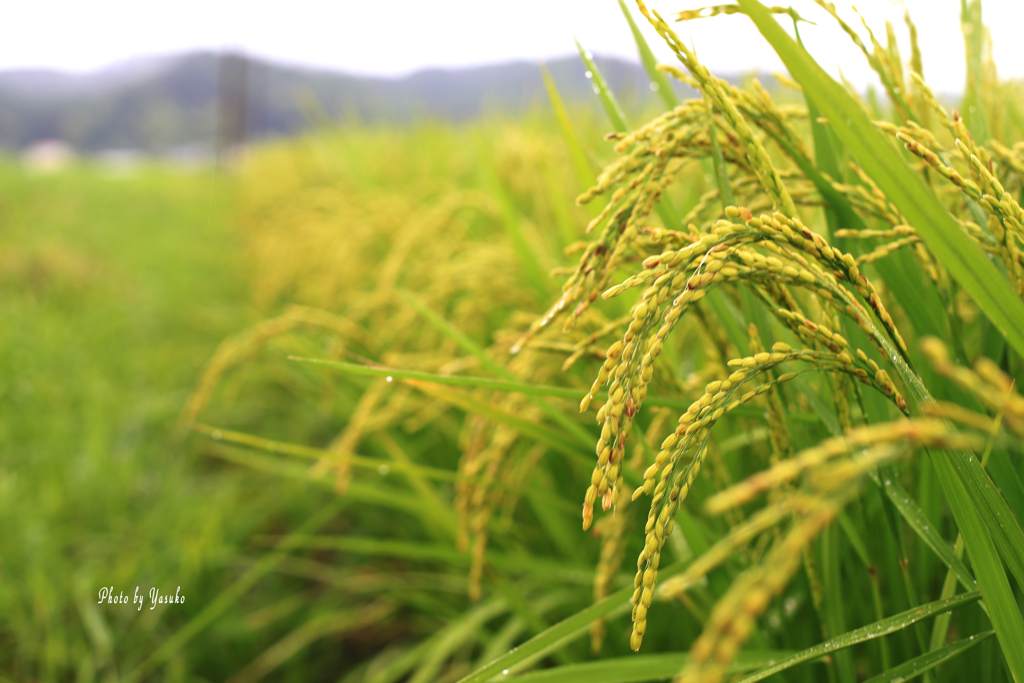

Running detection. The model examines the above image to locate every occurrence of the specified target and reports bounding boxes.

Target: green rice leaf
[575,38,629,133]
[289,355,802,420]
[505,651,792,682]
[193,422,458,481]
[539,62,596,188]
[870,472,976,591]
[397,290,596,449]
[410,598,510,683]
[618,0,680,109]
[455,562,688,683]
[733,591,981,683]
[861,630,993,683]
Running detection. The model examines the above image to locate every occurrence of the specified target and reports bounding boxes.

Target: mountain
[0,52,704,153]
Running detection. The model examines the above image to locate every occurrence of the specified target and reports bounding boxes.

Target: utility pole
[216,50,248,169]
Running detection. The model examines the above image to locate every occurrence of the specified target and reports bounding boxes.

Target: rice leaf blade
[455,562,688,683]
[506,651,792,683]
[397,290,596,449]
[618,0,680,109]
[861,630,993,683]
[732,591,982,683]
[575,38,629,133]
[539,62,596,188]
[870,471,976,591]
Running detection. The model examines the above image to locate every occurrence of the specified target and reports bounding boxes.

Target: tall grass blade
[475,139,549,303]
[265,536,590,580]
[291,354,796,419]
[228,605,392,683]
[410,598,509,683]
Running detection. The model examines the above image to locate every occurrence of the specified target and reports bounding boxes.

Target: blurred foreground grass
[0,163,339,681]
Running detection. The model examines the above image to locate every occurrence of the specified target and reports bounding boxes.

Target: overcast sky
[4,1,1023,93]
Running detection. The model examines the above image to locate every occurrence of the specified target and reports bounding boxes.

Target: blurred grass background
[0,109,675,681]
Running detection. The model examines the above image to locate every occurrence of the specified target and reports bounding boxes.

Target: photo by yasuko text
[98,586,184,610]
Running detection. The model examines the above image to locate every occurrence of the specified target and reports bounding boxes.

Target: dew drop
[502,670,510,675]
[211,430,222,440]
[378,464,390,475]
[386,376,393,382]
[585,70,593,79]
[650,81,660,91]
[593,85,601,95]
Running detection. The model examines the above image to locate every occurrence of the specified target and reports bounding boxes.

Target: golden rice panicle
[904,10,930,126]
[813,1,911,120]
[747,324,792,464]
[922,337,1024,438]
[706,418,972,516]
[456,340,563,599]
[178,305,365,435]
[678,502,840,683]
[899,127,1024,295]
[636,1,796,216]
[628,353,811,652]
[315,378,389,493]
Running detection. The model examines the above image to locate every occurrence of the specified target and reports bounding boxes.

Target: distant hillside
[0,52,707,153]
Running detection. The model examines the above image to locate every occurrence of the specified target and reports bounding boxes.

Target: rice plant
[182,1,1024,681]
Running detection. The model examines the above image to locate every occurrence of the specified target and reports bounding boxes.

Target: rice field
[6,1,1024,682]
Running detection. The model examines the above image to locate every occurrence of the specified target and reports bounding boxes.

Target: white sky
[3,1,1024,93]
